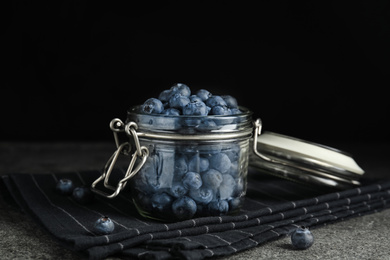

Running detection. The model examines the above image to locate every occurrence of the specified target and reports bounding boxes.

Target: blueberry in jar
[182,171,202,190]
[202,169,223,189]
[158,89,173,102]
[172,196,197,220]
[183,101,208,116]
[208,200,229,216]
[209,153,232,174]
[162,108,181,116]
[188,154,210,173]
[141,98,164,114]
[189,95,203,103]
[174,154,188,178]
[219,174,236,200]
[169,94,190,110]
[170,83,191,97]
[151,192,173,212]
[189,187,214,204]
[210,105,232,116]
[196,89,212,102]
[221,95,238,108]
[170,182,188,198]
[205,95,227,108]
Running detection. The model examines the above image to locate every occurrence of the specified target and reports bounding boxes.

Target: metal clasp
[91,119,149,198]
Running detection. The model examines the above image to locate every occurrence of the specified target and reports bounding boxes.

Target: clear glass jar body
[126,106,253,221]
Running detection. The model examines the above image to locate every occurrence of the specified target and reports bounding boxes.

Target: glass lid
[250,120,365,190]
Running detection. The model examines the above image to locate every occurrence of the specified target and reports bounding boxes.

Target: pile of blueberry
[130,83,248,221]
[139,83,242,116]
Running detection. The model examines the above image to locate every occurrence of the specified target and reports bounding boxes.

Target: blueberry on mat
[72,186,94,204]
[94,216,115,235]
[56,178,74,196]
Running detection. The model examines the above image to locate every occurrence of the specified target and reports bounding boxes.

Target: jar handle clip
[91,119,149,198]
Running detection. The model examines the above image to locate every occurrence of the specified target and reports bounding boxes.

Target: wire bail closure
[91,119,149,198]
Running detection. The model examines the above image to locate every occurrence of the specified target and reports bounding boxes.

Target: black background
[3,1,390,143]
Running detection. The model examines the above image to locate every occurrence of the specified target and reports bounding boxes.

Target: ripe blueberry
[170,83,191,97]
[209,153,231,174]
[182,171,202,190]
[210,105,232,116]
[196,89,212,101]
[205,95,227,108]
[221,95,238,108]
[141,98,164,114]
[208,200,229,216]
[291,226,314,250]
[56,178,74,195]
[183,101,208,116]
[72,186,94,204]
[151,192,173,212]
[172,196,197,220]
[94,216,115,235]
[169,94,190,110]
[162,108,181,116]
[202,169,223,189]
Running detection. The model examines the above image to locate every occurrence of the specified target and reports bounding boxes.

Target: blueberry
[183,101,208,116]
[196,89,212,102]
[141,98,164,114]
[174,154,188,178]
[189,187,214,204]
[151,192,173,212]
[291,226,314,250]
[94,216,115,235]
[170,182,188,198]
[189,95,203,103]
[210,105,232,116]
[221,95,238,108]
[170,83,191,97]
[134,156,160,193]
[196,119,218,131]
[169,94,190,110]
[230,108,242,115]
[208,200,229,216]
[218,174,236,200]
[188,154,209,173]
[162,108,181,116]
[72,186,94,204]
[205,95,227,108]
[182,171,202,190]
[224,144,241,162]
[209,153,231,174]
[172,196,197,220]
[56,179,74,195]
[226,161,240,178]
[202,169,223,189]
[158,89,173,102]
[228,197,243,211]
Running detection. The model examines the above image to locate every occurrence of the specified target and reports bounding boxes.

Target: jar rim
[126,105,254,139]
[127,105,253,119]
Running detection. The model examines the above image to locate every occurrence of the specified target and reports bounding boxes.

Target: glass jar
[91,106,365,221]
[92,106,253,222]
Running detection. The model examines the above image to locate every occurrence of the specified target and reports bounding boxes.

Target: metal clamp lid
[250,119,365,190]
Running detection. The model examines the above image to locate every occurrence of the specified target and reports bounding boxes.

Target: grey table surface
[1,141,389,260]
